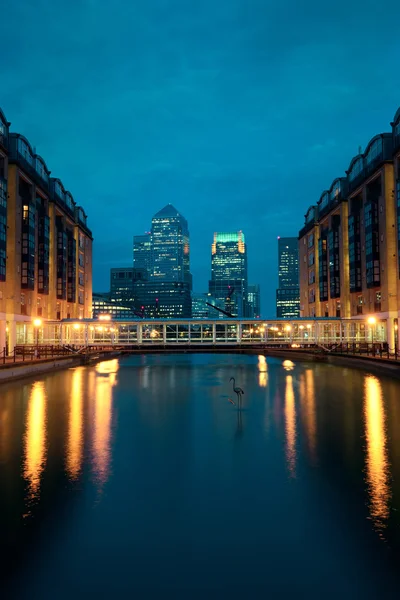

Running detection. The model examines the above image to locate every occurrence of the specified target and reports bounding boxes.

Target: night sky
[2,0,400,316]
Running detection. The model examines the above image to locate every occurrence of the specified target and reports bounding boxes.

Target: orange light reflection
[364,375,391,534]
[285,375,296,478]
[66,367,84,480]
[258,355,268,388]
[23,382,47,506]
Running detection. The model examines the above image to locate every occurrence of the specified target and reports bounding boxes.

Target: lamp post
[33,318,42,358]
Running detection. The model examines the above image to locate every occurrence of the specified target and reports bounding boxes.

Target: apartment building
[299,107,400,351]
[0,108,92,353]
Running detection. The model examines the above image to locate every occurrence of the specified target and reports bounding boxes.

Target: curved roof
[329,176,344,190]
[364,132,390,156]
[391,107,400,126]
[346,153,363,175]
[305,205,316,219]
[14,133,34,156]
[51,177,66,193]
[35,154,51,174]
[65,191,76,204]
[317,190,329,205]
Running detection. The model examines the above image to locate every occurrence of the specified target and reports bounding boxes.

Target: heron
[230,377,244,409]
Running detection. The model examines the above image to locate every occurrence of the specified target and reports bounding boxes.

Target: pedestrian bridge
[26,317,386,349]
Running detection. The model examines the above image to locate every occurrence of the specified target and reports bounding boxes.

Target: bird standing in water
[230,377,244,409]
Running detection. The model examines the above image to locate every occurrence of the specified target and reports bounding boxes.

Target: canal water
[1,354,400,598]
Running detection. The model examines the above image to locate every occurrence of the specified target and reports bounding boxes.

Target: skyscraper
[151,204,192,288]
[208,231,248,317]
[133,233,152,276]
[276,237,300,318]
[134,204,192,318]
[247,284,261,318]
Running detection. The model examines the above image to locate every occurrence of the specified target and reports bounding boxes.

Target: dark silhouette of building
[276,237,299,318]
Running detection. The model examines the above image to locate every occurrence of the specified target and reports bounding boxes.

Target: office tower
[247,284,261,318]
[191,292,224,319]
[110,267,147,308]
[0,107,92,354]
[298,105,400,351]
[133,233,152,276]
[141,204,192,318]
[276,237,300,318]
[92,292,138,319]
[208,231,248,317]
[151,204,192,287]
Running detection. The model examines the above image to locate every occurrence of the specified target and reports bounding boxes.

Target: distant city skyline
[5,2,400,317]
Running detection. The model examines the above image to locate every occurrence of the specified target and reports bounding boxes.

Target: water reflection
[364,375,391,535]
[285,375,296,478]
[23,382,47,506]
[66,368,84,481]
[258,355,268,388]
[304,369,317,462]
[283,360,295,372]
[92,360,118,489]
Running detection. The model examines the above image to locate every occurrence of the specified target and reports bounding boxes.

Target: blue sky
[2,0,400,316]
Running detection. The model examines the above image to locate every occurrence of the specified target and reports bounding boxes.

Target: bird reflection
[364,375,391,535]
[23,381,47,508]
[285,375,296,478]
[258,355,268,388]
[66,367,84,481]
[92,361,118,490]
[235,410,243,438]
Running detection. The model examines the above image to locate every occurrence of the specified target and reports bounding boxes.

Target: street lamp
[33,318,42,357]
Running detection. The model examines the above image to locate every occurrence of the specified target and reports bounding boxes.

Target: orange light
[98,315,111,321]
[33,318,42,328]
[368,316,376,325]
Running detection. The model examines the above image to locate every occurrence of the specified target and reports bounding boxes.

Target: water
[1,353,400,598]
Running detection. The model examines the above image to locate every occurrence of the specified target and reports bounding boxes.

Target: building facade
[276,237,299,318]
[247,284,261,318]
[133,233,152,276]
[134,280,192,319]
[92,293,137,319]
[299,106,400,351]
[132,204,192,318]
[151,204,192,286]
[110,267,147,307]
[191,292,225,319]
[0,108,92,353]
[208,231,248,317]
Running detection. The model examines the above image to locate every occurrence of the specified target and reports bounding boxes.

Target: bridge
[21,317,386,351]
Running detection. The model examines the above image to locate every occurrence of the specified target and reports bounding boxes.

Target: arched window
[319,192,329,209]
[35,158,49,183]
[365,138,383,165]
[65,192,75,210]
[18,138,33,165]
[348,157,364,182]
[330,180,341,201]
[54,180,64,200]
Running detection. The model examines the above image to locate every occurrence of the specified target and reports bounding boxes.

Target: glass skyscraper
[151,204,192,288]
[247,284,261,318]
[132,204,192,318]
[133,233,152,276]
[276,236,300,318]
[208,231,248,317]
